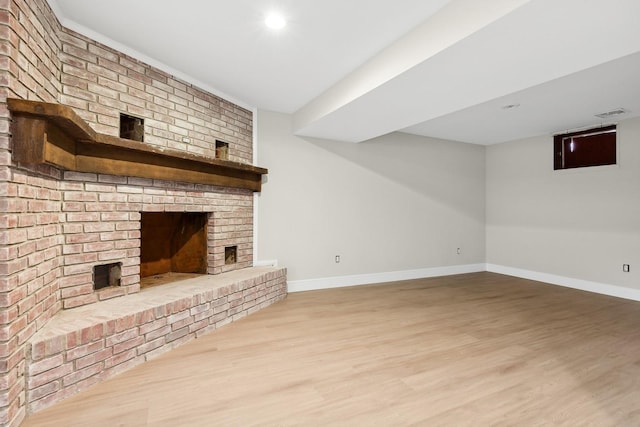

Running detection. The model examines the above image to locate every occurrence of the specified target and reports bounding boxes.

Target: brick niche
[0,1,286,425]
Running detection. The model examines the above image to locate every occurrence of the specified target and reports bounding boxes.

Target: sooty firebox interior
[140,212,208,288]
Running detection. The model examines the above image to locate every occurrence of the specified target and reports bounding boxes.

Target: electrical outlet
[456,247,461,255]
[623,264,630,273]
[335,255,340,263]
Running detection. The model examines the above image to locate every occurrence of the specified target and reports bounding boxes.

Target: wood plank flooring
[21,272,640,426]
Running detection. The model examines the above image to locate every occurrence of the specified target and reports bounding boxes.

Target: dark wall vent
[93,263,122,290]
[120,113,144,142]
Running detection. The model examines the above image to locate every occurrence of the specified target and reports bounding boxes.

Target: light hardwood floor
[22,272,640,426]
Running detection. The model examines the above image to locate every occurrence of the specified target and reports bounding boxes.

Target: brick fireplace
[0,1,287,425]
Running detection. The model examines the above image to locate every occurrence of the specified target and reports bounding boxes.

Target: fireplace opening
[140,212,208,288]
[93,263,122,290]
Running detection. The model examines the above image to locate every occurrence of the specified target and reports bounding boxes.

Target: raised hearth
[26,267,287,414]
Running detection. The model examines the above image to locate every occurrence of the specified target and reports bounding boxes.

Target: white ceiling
[49,0,640,145]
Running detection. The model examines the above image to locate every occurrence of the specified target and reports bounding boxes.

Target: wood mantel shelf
[6,98,267,191]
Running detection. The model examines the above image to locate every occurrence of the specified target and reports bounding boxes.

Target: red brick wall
[0,0,257,425]
[59,30,253,163]
[1,0,62,424]
[0,0,61,103]
[59,172,254,309]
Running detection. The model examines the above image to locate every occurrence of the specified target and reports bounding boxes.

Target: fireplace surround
[0,99,287,422]
[0,98,288,421]
[6,98,269,308]
[0,1,287,425]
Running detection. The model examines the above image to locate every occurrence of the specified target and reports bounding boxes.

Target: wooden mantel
[6,99,267,191]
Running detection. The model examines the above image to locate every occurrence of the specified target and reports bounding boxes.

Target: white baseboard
[287,264,486,293]
[486,264,640,302]
[287,263,640,302]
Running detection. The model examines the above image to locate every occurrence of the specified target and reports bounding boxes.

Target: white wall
[256,110,486,285]
[486,116,640,291]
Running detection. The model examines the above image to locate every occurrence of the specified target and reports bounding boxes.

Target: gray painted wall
[257,110,486,282]
[257,110,639,293]
[486,116,640,289]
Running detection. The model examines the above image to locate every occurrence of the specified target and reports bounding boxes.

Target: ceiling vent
[594,108,629,119]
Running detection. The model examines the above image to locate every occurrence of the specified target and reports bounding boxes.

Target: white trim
[287,264,486,293]
[288,263,640,301]
[254,260,279,267]
[486,264,640,302]
[252,109,259,264]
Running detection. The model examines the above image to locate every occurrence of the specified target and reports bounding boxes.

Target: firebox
[140,212,209,287]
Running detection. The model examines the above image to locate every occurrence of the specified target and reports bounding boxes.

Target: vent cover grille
[595,108,628,119]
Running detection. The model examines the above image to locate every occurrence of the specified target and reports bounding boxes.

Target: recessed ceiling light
[265,13,286,30]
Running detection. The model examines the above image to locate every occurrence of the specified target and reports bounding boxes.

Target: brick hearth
[26,267,286,414]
